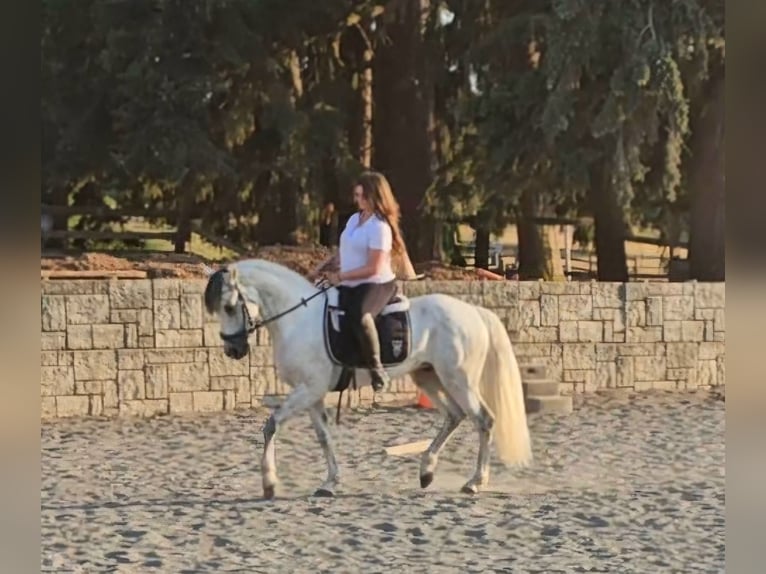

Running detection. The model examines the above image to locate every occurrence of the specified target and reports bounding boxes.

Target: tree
[681,2,725,281]
[538,1,725,280]
[428,0,723,281]
[42,0,369,249]
[687,61,724,280]
[372,0,440,262]
[42,0,117,245]
[42,0,724,272]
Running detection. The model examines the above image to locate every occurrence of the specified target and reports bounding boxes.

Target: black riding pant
[338,280,397,367]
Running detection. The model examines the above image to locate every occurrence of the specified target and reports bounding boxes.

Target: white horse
[204,258,532,498]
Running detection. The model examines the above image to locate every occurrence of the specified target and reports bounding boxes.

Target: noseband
[219,291,259,345]
[219,280,332,345]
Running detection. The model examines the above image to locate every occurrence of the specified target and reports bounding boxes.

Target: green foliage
[427,0,723,233]
[42,0,377,243]
[42,0,724,251]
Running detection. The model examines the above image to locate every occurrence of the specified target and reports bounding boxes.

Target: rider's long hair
[355,171,407,257]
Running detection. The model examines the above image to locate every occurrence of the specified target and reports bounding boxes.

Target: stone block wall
[40,278,724,418]
[402,280,724,394]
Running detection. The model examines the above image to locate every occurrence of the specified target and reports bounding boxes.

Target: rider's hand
[307,266,324,281]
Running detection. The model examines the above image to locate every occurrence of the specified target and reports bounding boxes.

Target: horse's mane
[204,258,314,315]
[204,268,227,314]
[232,258,313,290]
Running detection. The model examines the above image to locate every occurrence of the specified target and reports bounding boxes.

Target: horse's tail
[476,307,532,467]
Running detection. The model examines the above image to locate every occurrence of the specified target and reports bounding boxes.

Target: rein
[220,279,332,343]
[218,275,353,426]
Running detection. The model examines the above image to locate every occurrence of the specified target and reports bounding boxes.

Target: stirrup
[370,369,389,392]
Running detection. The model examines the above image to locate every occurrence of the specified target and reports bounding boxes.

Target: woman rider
[309,171,416,392]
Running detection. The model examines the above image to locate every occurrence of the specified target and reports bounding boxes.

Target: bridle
[219,278,333,345]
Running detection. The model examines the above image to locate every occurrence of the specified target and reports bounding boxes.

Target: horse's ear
[227,265,238,282]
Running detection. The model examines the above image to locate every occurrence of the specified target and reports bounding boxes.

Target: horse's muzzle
[224,342,249,360]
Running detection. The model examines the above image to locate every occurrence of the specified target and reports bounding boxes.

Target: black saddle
[321,286,412,423]
[323,287,412,372]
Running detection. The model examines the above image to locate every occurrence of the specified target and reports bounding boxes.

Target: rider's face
[353,185,370,213]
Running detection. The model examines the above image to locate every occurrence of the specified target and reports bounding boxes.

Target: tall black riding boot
[359,314,390,392]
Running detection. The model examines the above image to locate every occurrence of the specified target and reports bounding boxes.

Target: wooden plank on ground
[384,439,432,457]
[41,269,148,279]
[475,267,505,281]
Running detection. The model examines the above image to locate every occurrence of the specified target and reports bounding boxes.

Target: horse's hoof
[313,488,334,498]
[263,485,276,500]
[460,484,479,495]
[420,472,434,489]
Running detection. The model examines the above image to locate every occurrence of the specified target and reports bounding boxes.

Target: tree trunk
[474,225,490,270]
[264,49,309,246]
[516,188,557,280]
[589,163,628,281]
[254,181,302,245]
[174,184,193,254]
[373,0,437,263]
[288,49,303,101]
[544,225,565,280]
[360,46,373,168]
[45,185,70,250]
[688,65,725,281]
[276,184,313,246]
[517,220,545,279]
[432,223,447,263]
[344,19,374,169]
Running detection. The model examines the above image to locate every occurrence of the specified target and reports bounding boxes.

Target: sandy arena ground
[42,391,724,573]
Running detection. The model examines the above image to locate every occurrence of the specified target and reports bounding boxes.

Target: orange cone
[416,392,434,409]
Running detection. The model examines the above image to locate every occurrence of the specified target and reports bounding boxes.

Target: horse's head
[204,265,261,360]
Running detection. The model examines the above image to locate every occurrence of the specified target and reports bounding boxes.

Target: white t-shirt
[339,212,396,287]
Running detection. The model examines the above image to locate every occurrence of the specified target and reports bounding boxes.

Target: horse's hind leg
[411,369,465,489]
[435,367,494,494]
[461,403,494,494]
[419,413,463,489]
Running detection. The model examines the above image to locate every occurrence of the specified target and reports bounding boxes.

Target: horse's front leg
[261,384,322,499]
[308,402,340,497]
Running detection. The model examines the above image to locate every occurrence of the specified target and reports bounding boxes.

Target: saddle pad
[323,289,412,368]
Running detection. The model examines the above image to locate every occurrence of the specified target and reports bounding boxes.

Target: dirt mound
[41,252,210,278]
[413,260,478,281]
[249,245,336,277]
[41,247,485,280]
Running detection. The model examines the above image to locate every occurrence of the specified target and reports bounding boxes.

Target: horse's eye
[223,303,235,314]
